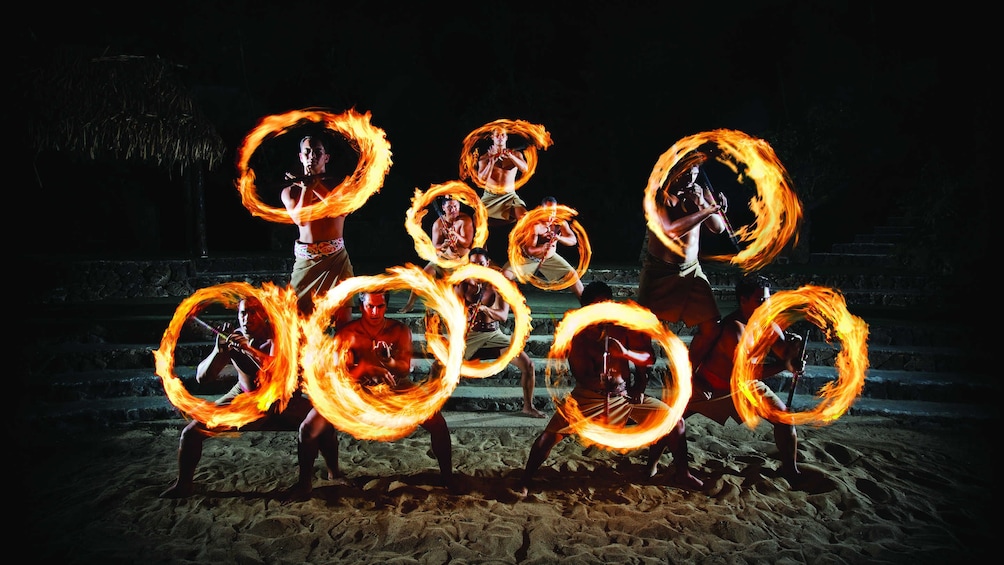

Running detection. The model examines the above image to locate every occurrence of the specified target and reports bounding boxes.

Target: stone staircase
[22,219,999,429]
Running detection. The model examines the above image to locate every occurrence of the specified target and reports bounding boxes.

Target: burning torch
[700,170,742,251]
[191,316,263,371]
[603,336,611,422]
[786,332,809,409]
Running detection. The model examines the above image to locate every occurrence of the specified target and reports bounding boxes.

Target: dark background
[12,1,990,275]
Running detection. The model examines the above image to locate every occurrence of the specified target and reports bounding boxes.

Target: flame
[300,266,467,441]
[235,108,393,223]
[404,180,489,270]
[459,118,553,194]
[732,285,869,427]
[153,282,300,429]
[643,129,802,272]
[422,264,533,379]
[506,204,592,292]
[547,301,692,452]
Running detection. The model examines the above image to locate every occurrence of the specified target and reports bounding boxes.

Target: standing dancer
[280,134,352,500]
[476,126,529,225]
[637,153,729,371]
[457,247,545,418]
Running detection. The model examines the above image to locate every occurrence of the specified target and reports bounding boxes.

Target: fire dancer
[517,282,703,497]
[686,274,805,481]
[501,196,585,302]
[458,247,545,418]
[159,297,340,499]
[281,134,355,499]
[637,153,728,371]
[399,195,475,313]
[476,126,529,224]
[341,290,455,491]
[282,134,355,325]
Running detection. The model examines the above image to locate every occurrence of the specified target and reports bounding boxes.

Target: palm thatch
[24,49,227,174]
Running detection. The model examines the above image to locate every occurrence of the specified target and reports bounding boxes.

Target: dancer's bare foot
[647,461,660,479]
[515,476,534,500]
[397,305,413,314]
[159,480,193,499]
[672,471,704,491]
[522,406,546,418]
[781,464,802,484]
[516,484,530,500]
[326,470,350,487]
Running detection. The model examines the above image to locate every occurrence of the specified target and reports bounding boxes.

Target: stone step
[25,299,964,352]
[29,348,995,406]
[39,270,941,306]
[853,232,910,245]
[829,242,897,255]
[603,282,937,309]
[28,251,989,429]
[25,323,977,379]
[31,256,940,305]
[22,382,999,431]
[27,265,948,347]
[807,253,913,269]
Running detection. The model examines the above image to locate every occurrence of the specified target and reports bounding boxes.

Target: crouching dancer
[518,282,703,498]
[160,296,339,499]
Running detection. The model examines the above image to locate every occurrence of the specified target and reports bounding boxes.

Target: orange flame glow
[732,286,869,427]
[300,267,467,441]
[547,301,692,451]
[235,108,393,223]
[153,282,300,429]
[422,264,533,379]
[643,129,802,272]
[459,119,553,194]
[507,203,592,292]
[404,181,489,270]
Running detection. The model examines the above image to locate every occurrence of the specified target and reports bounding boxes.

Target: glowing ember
[153,282,300,429]
[300,266,466,441]
[732,285,869,427]
[458,118,553,194]
[507,203,592,292]
[547,301,692,451]
[643,129,802,272]
[404,180,488,271]
[423,264,533,379]
[235,108,393,223]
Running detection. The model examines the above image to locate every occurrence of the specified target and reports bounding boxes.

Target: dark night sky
[15,1,990,269]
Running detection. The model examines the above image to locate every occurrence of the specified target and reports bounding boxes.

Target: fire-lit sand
[22,412,992,563]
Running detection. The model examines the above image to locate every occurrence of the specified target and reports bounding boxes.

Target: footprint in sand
[855,477,891,503]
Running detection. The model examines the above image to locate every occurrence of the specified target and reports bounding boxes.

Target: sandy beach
[20,412,993,564]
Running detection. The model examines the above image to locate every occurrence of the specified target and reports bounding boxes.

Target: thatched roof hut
[21,48,228,257]
[24,50,227,175]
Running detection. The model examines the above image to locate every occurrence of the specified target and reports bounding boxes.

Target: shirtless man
[637,154,728,370]
[502,196,584,302]
[159,297,340,499]
[280,134,352,499]
[518,282,703,496]
[399,195,475,313]
[458,247,545,418]
[281,134,354,326]
[476,127,529,224]
[686,274,804,481]
[339,290,455,490]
